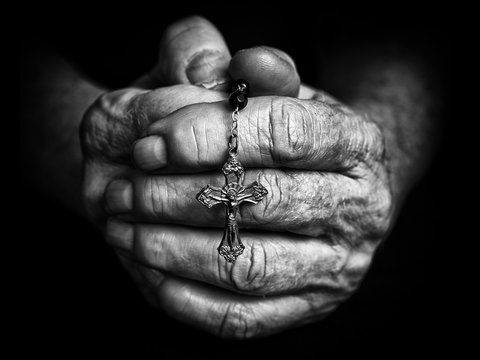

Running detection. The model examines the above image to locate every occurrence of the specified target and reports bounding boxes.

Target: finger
[133,96,383,173]
[82,85,226,162]
[137,16,231,90]
[105,220,370,298]
[104,169,378,239]
[139,274,341,339]
[229,46,301,97]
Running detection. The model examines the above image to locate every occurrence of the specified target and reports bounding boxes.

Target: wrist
[353,97,437,203]
[21,51,105,214]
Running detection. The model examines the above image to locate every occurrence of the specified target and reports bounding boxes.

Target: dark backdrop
[21,4,462,357]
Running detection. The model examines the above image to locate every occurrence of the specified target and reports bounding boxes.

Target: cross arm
[237,181,268,204]
[196,184,225,208]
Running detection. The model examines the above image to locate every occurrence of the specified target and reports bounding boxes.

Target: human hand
[103,30,394,339]
[82,14,300,226]
[80,17,304,329]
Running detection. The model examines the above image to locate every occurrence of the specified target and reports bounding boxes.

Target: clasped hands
[81,16,393,338]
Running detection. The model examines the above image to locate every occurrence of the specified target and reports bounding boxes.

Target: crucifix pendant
[196,80,268,263]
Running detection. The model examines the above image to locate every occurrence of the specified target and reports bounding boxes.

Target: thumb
[229,46,301,97]
[136,16,231,89]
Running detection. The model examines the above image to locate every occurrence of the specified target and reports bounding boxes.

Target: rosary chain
[228,106,240,157]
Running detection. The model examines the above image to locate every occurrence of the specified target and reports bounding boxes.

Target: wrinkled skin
[81,17,395,338]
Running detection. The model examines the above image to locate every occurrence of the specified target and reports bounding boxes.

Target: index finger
[133,95,383,173]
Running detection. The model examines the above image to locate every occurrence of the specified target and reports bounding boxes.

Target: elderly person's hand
[81,17,307,337]
[82,16,299,225]
[103,78,394,338]
[95,18,407,339]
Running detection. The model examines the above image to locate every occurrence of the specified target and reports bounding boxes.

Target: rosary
[196,80,268,263]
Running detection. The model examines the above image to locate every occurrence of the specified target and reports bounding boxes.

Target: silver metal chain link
[228,106,240,157]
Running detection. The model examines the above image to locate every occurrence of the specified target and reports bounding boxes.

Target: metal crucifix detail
[196,156,268,262]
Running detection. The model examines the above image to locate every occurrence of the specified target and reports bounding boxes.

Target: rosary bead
[231,79,250,94]
[229,92,248,110]
[229,79,250,110]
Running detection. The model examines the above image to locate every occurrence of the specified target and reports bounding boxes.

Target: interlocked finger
[133,96,383,173]
[104,168,372,237]
[106,220,372,297]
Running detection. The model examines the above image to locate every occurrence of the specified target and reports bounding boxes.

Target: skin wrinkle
[229,243,268,292]
[144,177,155,219]
[298,101,312,162]
[275,169,284,218]
[246,243,257,284]
[153,177,165,218]
[277,98,311,163]
[202,118,209,166]
[337,194,384,246]
[191,122,200,166]
[215,241,223,288]
[217,304,230,338]
[261,170,283,219]
[229,256,241,291]
[285,101,292,154]
[152,229,166,267]
[312,101,341,170]
[267,97,276,164]
[310,103,317,165]
[218,302,255,339]
[84,90,145,162]
[262,243,268,292]
[299,291,347,318]
[254,101,262,165]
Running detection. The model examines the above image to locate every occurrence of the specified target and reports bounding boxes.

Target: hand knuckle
[268,97,314,163]
[242,169,292,225]
[227,243,271,294]
[170,103,224,168]
[81,89,146,157]
[354,179,394,242]
[316,245,365,294]
[80,94,108,154]
[367,183,393,238]
[364,119,386,161]
[351,114,386,164]
[217,302,261,339]
[340,250,373,291]
[136,176,172,219]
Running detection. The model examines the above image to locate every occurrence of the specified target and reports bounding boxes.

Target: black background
[21,4,465,357]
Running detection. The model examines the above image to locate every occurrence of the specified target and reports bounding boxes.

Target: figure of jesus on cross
[196,156,268,262]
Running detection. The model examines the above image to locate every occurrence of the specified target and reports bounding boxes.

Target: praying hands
[81,16,433,338]
[22,15,438,340]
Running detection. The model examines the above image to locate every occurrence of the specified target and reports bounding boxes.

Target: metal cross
[196,156,268,262]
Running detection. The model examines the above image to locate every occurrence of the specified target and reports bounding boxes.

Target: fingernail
[105,218,134,250]
[105,179,133,213]
[186,50,230,88]
[133,136,167,171]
